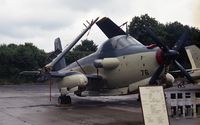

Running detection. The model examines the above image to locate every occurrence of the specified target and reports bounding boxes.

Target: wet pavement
[0,84,199,125]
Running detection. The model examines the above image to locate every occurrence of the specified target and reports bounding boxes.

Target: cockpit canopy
[110,35,144,49]
[97,35,144,53]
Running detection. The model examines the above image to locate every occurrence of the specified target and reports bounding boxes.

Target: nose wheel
[58,95,71,104]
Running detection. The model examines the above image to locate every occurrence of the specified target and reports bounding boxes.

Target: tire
[58,95,71,104]
[64,96,71,104]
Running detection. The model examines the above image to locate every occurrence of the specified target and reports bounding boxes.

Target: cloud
[0,1,76,38]
[193,0,200,28]
[0,0,197,52]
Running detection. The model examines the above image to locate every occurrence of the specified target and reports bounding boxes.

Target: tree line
[129,14,200,47]
[0,43,47,83]
[0,14,199,83]
[0,40,97,83]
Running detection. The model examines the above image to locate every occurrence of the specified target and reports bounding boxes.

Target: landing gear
[137,94,140,102]
[58,95,71,104]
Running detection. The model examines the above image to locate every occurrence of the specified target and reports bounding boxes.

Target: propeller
[146,28,194,85]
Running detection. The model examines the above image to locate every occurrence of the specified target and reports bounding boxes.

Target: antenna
[119,21,128,34]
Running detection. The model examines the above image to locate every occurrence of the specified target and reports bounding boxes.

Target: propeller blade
[149,65,164,85]
[145,27,169,52]
[174,60,194,83]
[172,31,189,51]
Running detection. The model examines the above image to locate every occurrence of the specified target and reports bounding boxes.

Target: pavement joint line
[105,106,140,113]
[0,109,33,125]
[2,104,57,109]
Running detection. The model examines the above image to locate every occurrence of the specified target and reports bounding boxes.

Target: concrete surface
[0,84,199,125]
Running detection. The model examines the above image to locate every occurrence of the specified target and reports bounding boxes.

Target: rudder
[53,38,66,71]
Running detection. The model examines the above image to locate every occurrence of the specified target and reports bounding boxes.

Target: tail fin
[53,38,66,71]
[185,45,200,69]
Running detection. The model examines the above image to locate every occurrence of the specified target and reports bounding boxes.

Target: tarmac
[0,83,199,125]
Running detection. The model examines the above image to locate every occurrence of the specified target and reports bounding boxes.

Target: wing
[45,17,99,69]
[96,17,126,38]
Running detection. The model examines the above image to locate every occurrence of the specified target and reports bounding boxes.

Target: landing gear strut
[58,95,71,104]
[137,94,140,102]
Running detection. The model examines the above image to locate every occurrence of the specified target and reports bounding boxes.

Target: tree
[0,43,47,82]
[65,39,97,64]
[128,14,200,47]
[73,39,97,52]
[128,14,166,45]
[190,27,200,47]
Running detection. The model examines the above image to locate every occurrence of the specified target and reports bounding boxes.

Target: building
[165,84,200,118]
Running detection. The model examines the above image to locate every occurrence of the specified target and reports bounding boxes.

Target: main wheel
[64,95,71,104]
[58,95,71,104]
[58,96,63,104]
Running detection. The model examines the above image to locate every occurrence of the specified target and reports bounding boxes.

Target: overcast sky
[0,0,199,52]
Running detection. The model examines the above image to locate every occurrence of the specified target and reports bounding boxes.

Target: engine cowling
[58,72,88,90]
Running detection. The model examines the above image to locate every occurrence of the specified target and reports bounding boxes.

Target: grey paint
[57,35,159,93]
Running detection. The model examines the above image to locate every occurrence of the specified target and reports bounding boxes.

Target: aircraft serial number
[140,69,149,76]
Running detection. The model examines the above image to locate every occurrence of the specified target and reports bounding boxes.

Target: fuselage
[58,35,160,95]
